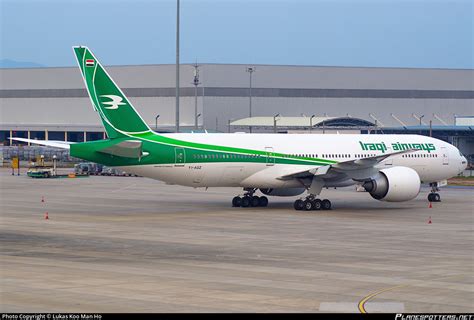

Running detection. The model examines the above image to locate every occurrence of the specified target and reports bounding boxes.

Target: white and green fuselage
[72,131,463,189]
[68,46,465,193]
[15,46,466,205]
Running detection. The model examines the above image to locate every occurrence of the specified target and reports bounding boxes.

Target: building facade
[1,64,473,146]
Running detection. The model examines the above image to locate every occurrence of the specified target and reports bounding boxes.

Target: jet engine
[362,166,420,202]
[260,188,305,197]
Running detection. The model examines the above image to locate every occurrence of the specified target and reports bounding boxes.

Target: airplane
[11,46,468,211]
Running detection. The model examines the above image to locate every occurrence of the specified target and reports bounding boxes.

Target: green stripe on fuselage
[71,132,337,167]
[131,132,336,165]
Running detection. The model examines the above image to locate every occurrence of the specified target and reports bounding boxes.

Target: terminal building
[1,64,473,156]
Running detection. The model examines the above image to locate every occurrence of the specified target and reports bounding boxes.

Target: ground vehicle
[27,166,54,178]
[74,162,103,175]
[101,166,128,176]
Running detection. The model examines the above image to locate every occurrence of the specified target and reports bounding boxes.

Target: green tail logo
[73,46,151,138]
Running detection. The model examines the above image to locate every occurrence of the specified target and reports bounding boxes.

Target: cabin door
[265,147,275,166]
[175,148,186,166]
[441,147,449,165]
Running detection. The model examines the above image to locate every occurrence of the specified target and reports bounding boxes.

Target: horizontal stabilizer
[97,140,146,159]
[9,137,72,149]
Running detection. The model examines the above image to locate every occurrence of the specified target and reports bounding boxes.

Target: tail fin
[73,46,151,138]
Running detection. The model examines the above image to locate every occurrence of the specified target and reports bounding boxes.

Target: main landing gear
[293,195,332,211]
[428,183,441,202]
[232,188,268,208]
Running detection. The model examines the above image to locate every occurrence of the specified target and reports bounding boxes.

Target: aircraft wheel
[232,196,242,207]
[321,199,332,210]
[303,200,314,211]
[294,199,304,210]
[251,196,260,207]
[433,193,441,202]
[312,199,322,211]
[258,196,268,207]
[241,196,251,208]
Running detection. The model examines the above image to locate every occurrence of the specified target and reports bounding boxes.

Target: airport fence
[0,146,80,164]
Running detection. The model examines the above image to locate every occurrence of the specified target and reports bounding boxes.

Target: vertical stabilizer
[73,46,151,138]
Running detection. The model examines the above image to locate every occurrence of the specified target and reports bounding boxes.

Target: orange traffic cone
[44,212,49,220]
[428,202,432,208]
[428,216,432,224]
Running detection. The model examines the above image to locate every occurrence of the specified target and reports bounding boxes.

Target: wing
[278,149,416,181]
[9,137,73,149]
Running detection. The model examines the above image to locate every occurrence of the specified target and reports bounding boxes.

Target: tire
[258,196,268,207]
[251,196,260,207]
[321,199,332,210]
[294,199,304,210]
[433,193,441,202]
[428,193,434,202]
[312,199,322,210]
[303,200,313,211]
[232,196,242,207]
[241,196,251,208]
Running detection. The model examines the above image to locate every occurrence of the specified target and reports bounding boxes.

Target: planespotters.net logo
[359,141,436,153]
[395,314,474,320]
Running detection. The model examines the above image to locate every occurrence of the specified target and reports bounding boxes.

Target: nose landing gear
[428,183,441,202]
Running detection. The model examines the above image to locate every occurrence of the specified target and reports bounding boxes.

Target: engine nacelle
[362,166,420,202]
[260,188,305,197]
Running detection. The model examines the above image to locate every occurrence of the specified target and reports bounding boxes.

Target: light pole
[195,113,201,130]
[193,62,200,130]
[52,154,57,176]
[246,66,256,133]
[155,114,160,131]
[309,114,316,133]
[419,114,425,135]
[175,0,180,133]
[273,113,281,134]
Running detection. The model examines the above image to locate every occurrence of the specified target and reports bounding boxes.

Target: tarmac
[0,168,473,313]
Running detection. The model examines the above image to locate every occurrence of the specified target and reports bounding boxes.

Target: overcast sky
[1,0,472,68]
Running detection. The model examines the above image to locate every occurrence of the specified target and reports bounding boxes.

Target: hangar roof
[1,63,473,91]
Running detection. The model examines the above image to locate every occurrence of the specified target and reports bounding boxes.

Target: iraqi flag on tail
[85,59,95,67]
